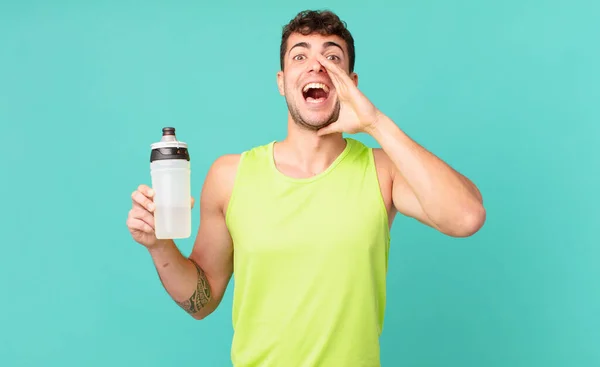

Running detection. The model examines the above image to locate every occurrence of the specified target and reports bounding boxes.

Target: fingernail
[148,189,154,196]
[148,203,155,211]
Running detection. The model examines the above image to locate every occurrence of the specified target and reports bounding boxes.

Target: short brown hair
[280,10,356,73]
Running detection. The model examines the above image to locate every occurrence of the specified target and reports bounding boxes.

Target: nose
[308,57,325,73]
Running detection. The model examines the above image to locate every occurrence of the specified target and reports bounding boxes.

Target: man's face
[277,33,358,131]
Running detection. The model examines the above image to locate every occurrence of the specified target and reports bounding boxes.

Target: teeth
[302,83,329,93]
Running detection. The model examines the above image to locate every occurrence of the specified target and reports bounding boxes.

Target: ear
[350,72,358,87]
[276,71,285,96]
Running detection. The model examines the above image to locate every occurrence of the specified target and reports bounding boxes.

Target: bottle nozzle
[161,127,177,142]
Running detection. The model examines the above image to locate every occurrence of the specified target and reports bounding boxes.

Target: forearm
[367,114,485,233]
[148,240,212,318]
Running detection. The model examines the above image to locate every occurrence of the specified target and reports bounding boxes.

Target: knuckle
[138,184,151,197]
[131,192,147,207]
[129,208,145,221]
[126,217,135,229]
[133,207,146,217]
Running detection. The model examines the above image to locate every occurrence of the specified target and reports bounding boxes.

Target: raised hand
[315,53,384,136]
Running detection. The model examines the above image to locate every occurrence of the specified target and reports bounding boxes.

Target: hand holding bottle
[127,126,194,247]
[127,184,195,248]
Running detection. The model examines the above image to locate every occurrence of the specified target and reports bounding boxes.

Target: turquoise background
[1,0,598,366]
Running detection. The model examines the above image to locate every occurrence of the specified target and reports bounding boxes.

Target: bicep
[391,174,440,230]
[384,155,442,232]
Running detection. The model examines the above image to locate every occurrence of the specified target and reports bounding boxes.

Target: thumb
[316,124,338,137]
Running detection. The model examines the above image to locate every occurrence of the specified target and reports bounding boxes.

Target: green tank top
[225,137,390,366]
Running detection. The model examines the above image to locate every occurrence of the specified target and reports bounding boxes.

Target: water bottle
[150,127,191,239]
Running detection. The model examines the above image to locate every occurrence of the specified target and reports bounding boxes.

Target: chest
[228,177,388,260]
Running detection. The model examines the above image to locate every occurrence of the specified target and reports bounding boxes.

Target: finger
[137,184,154,198]
[127,217,154,234]
[320,67,351,101]
[191,197,195,209]
[316,53,342,75]
[316,54,350,86]
[131,190,155,212]
[129,207,155,227]
[317,58,342,87]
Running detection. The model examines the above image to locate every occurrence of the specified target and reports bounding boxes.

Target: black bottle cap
[150,127,190,162]
[150,147,190,162]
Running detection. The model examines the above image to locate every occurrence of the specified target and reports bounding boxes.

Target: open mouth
[302,82,330,104]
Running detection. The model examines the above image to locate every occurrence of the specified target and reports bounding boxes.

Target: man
[126,9,485,366]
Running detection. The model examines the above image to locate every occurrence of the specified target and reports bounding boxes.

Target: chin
[293,109,339,131]
[304,114,335,128]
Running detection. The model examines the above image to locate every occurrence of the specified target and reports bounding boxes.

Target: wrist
[364,112,395,138]
[147,239,174,254]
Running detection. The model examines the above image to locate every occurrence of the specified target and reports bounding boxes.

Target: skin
[126,31,486,320]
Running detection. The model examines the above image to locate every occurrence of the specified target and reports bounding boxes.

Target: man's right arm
[138,154,240,320]
[147,240,212,318]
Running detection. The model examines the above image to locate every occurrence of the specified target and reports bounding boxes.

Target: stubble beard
[285,95,341,132]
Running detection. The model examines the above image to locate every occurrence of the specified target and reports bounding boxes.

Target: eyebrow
[289,41,345,55]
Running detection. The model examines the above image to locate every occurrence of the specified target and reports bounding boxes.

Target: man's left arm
[367,113,485,237]
[313,53,485,237]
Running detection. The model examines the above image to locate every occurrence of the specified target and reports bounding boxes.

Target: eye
[326,55,340,61]
[293,54,306,61]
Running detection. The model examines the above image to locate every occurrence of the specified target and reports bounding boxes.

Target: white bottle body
[150,159,191,239]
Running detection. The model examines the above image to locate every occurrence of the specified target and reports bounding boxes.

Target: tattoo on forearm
[175,260,211,315]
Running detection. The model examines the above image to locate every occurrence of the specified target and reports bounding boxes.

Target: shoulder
[208,140,273,175]
[200,154,242,210]
[207,140,271,176]
[209,153,243,178]
[344,140,394,186]
[346,139,391,169]
[370,146,389,164]
[202,142,271,211]
[371,147,394,179]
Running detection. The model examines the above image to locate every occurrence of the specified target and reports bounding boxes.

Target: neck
[274,118,347,178]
